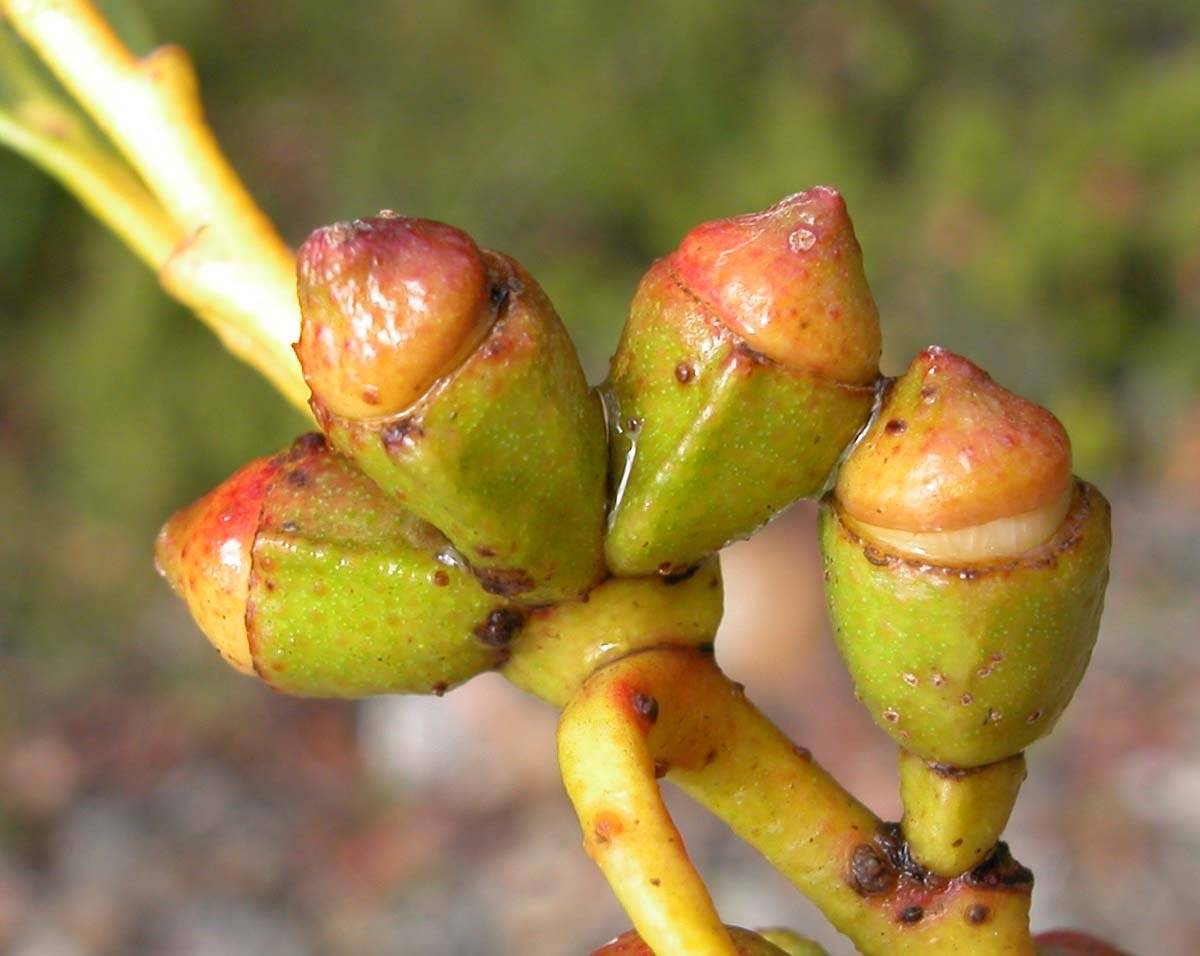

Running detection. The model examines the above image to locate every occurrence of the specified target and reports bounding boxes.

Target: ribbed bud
[297,218,608,604]
[821,349,1111,767]
[156,434,519,697]
[603,189,881,576]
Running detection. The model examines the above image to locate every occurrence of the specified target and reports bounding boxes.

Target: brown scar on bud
[381,417,425,453]
[472,608,526,648]
[473,565,537,597]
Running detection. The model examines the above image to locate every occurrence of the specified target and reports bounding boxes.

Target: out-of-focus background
[1,2,1198,954]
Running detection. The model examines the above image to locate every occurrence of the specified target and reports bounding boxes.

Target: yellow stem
[559,653,739,956]
[4,0,309,412]
[559,648,1037,956]
[0,102,176,266]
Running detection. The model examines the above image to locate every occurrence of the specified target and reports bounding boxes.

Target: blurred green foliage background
[0,2,1198,953]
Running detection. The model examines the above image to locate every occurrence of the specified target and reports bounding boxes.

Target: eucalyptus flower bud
[156,434,520,697]
[296,215,607,604]
[820,348,1111,768]
[604,188,881,577]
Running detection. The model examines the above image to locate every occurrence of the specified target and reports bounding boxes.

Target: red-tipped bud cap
[155,455,282,674]
[296,214,493,419]
[838,347,1072,535]
[668,187,881,384]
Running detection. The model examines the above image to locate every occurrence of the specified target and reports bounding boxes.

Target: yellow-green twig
[3,0,309,412]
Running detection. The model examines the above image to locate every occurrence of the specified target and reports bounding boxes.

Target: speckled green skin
[820,481,1111,767]
[315,254,607,605]
[604,261,874,577]
[246,436,516,697]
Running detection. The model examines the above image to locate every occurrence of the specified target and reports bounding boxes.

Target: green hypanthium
[2,2,1130,954]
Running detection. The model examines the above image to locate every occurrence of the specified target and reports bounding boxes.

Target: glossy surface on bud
[155,454,281,674]
[296,214,492,420]
[821,482,1110,766]
[157,435,517,696]
[604,190,880,577]
[671,187,880,384]
[304,234,608,604]
[592,926,791,955]
[838,347,1072,535]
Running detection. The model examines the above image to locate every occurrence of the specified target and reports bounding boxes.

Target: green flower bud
[604,188,880,577]
[592,926,793,956]
[297,215,608,604]
[156,434,520,697]
[820,349,1111,767]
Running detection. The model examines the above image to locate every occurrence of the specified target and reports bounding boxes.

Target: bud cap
[837,347,1072,535]
[296,214,492,419]
[669,186,880,384]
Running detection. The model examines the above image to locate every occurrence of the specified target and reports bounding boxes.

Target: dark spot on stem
[431,682,448,697]
[653,760,669,779]
[966,903,991,924]
[899,905,924,924]
[632,692,659,724]
[850,842,897,895]
[432,570,450,587]
[967,842,1033,888]
[286,469,310,488]
[885,418,908,434]
[674,361,695,384]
